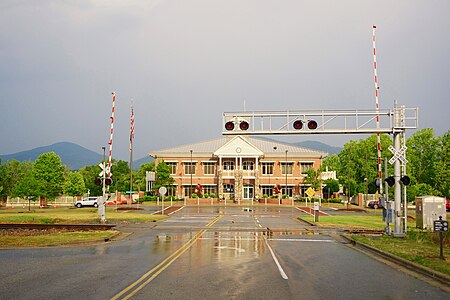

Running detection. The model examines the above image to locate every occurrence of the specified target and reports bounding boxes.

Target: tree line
[0,128,448,203]
[0,153,173,203]
[321,128,449,201]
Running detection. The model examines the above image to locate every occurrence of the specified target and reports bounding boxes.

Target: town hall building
[149,135,327,202]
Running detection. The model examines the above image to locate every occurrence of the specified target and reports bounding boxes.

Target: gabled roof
[214,136,263,157]
[149,136,327,158]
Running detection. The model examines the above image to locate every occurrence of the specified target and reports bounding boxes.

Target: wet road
[0,206,448,299]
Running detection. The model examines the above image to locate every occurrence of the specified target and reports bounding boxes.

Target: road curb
[342,234,450,288]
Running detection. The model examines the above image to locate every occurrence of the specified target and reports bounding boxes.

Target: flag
[130,104,134,150]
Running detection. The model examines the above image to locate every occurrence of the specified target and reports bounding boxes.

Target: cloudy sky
[1,0,449,161]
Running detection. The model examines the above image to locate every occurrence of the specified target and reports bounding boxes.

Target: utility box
[416,196,446,229]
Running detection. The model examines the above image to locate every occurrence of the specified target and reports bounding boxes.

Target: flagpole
[129,101,134,207]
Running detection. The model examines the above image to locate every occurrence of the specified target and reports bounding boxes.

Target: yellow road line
[111,215,223,300]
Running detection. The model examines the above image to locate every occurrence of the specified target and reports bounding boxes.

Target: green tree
[155,161,174,191]
[322,154,340,173]
[12,172,40,209]
[435,130,450,198]
[303,168,322,191]
[110,160,131,192]
[406,128,439,187]
[32,152,66,200]
[0,159,33,200]
[64,171,86,199]
[134,161,155,192]
[323,178,339,196]
[79,165,103,196]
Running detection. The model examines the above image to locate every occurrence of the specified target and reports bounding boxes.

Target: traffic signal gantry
[222,101,418,237]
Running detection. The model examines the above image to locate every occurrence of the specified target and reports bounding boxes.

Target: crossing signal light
[105,178,113,186]
[307,120,318,130]
[95,178,102,186]
[400,175,411,186]
[225,121,235,131]
[293,120,303,130]
[239,121,249,130]
[385,176,395,187]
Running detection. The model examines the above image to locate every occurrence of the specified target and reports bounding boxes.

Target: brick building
[149,135,327,201]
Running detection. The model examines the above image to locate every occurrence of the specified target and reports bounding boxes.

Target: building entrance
[243,184,254,200]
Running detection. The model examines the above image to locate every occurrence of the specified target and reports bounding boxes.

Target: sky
[1,0,449,161]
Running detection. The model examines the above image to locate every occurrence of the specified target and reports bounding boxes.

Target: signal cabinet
[415,196,446,229]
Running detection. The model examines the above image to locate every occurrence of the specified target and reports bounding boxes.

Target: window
[282,186,293,197]
[184,162,196,175]
[203,162,215,175]
[301,162,314,174]
[223,183,234,193]
[223,161,234,171]
[203,185,217,195]
[261,162,274,175]
[184,186,195,197]
[261,185,273,197]
[166,162,177,175]
[243,161,254,171]
[281,162,293,175]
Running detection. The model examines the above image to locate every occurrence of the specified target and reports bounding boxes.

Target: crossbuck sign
[388,145,408,165]
[98,162,112,177]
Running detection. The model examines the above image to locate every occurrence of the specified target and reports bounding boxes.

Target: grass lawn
[0,207,167,224]
[0,207,167,247]
[0,230,118,247]
[301,214,386,230]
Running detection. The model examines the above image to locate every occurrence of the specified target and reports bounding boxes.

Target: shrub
[191,193,198,198]
[262,194,268,198]
[203,193,209,198]
[209,193,217,198]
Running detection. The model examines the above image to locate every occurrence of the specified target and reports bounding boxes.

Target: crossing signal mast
[221,27,418,237]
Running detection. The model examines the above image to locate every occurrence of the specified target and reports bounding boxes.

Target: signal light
[400,175,411,186]
[307,120,318,130]
[239,121,249,130]
[293,120,303,130]
[105,178,113,185]
[385,176,395,187]
[225,121,235,131]
[95,178,102,186]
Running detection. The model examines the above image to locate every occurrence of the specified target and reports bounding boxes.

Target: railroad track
[0,223,116,231]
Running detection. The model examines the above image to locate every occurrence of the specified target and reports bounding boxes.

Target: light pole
[190,150,193,197]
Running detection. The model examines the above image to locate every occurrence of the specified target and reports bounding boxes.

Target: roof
[149,135,327,158]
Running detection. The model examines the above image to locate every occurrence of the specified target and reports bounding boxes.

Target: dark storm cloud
[1,0,449,160]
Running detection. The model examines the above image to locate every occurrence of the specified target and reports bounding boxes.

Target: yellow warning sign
[306,187,315,198]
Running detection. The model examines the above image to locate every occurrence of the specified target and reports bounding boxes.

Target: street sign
[306,187,315,198]
[99,162,112,177]
[434,220,449,232]
[146,171,156,182]
[159,186,167,195]
[388,145,408,165]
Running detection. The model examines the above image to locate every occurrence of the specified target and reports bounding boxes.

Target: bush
[209,193,217,198]
[191,193,198,198]
[203,193,209,198]
[140,195,157,201]
[262,194,269,198]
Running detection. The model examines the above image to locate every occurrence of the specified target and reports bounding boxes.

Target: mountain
[291,141,342,155]
[0,142,154,170]
[0,142,103,170]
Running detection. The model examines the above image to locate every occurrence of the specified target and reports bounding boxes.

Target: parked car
[446,198,450,211]
[74,197,99,208]
[368,200,380,209]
